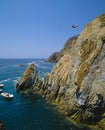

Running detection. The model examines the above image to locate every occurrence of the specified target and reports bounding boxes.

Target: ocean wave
[27,62,51,69]
[27,61,50,69]
[27,62,35,66]
[13,77,20,84]
[13,80,18,84]
[35,64,49,69]
[13,77,20,80]
[0,78,12,83]
[35,63,40,67]
[40,66,48,68]
[0,77,20,84]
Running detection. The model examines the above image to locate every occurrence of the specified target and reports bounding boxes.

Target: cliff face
[46,35,78,62]
[43,14,105,128]
[16,14,105,129]
[45,52,62,62]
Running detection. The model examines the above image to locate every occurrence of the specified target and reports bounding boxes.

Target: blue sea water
[0,59,90,130]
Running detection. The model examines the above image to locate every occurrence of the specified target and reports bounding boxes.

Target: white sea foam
[27,62,35,66]
[13,80,18,84]
[0,78,12,83]
[14,77,20,79]
[36,64,49,69]
[40,66,48,68]
[35,63,40,67]
[13,77,20,84]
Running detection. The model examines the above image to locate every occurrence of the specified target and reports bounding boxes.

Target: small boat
[0,84,4,88]
[1,92,13,99]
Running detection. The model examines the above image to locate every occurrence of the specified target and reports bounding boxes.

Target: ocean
[0,59,90,130]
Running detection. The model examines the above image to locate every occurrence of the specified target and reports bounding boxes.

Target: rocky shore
[16,14,105,130]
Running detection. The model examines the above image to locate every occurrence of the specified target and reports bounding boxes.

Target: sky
[0,0,105,59]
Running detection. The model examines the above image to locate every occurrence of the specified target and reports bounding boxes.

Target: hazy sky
[0,0,105,58]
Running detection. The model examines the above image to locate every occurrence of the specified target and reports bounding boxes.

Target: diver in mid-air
[72,24,78,28]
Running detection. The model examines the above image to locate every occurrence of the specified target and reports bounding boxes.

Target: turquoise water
[0,59,90,130]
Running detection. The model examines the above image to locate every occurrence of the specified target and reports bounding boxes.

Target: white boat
[1,92,13,99]
[0,84,4,88]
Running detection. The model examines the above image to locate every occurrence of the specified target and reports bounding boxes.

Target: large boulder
[16,64,42,91]
[42,14,105,128]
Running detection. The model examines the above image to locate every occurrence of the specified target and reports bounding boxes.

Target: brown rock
[42,14,105,128]
[16,64,42,91]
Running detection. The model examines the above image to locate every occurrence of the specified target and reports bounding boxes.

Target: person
[72,24,78,28]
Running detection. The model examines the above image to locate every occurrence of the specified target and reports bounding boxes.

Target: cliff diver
[72,24,78,28]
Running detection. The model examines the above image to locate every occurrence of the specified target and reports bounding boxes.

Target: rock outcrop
[46,35,78,62]
[16,64,42,91]
[45,52,62,62]
[42,14,105,129]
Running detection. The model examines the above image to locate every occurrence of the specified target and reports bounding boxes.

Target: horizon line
[0,58,47,60]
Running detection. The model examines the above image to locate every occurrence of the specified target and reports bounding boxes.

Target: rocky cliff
[46,35,78,62]
[45,52,62,62]
[16,14,105,129]
[16,64,42,91]
[43,14,105,129]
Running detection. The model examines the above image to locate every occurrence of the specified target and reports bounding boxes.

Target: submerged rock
[42,14,105,128]
[16,64,42,91]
